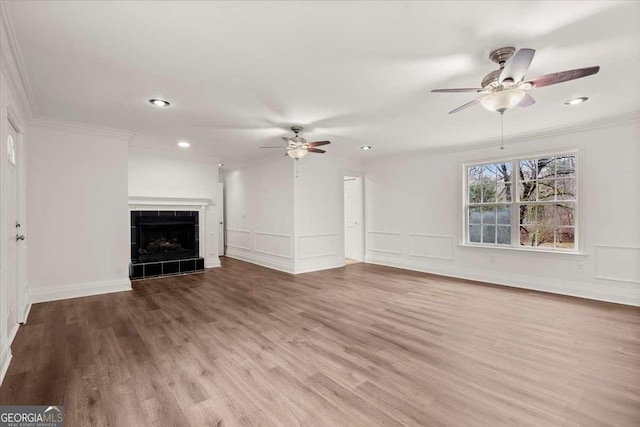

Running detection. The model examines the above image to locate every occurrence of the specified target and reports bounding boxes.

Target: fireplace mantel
[128,196,214,209]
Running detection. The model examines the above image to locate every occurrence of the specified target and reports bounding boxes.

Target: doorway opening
[344,176,364,264]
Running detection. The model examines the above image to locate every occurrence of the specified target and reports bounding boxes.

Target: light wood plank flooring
[1,258,639,426]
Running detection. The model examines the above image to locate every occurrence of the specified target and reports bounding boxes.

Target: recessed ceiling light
[177,141,190,148]
[360,145,372,150]
[149,98,170,107]
[564,97,588,105]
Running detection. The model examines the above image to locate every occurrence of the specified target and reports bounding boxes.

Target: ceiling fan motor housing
[482,47,517,89]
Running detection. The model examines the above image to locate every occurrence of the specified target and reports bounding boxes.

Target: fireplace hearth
[130,210,204,279]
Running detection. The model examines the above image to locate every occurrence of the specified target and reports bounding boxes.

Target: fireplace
[130,210,204,279]
[135,215,196,262]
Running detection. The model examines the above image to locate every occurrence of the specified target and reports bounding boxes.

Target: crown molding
[365,111,640,166]
[0,1,37,120]
[29,116,136,141]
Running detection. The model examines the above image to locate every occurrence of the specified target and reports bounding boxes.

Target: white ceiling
[6,1,640,164]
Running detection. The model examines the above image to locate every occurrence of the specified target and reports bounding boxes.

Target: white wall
[224,154,364,274]
[225,156,295,272]
[364,120,640,306]
[26,125,131,302]
[128,148,222,268]
[294,155,364,273]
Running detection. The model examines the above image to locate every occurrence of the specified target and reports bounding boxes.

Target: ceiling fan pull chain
[500,112,505,150]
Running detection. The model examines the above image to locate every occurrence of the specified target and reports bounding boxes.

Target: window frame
[461,149,580,254]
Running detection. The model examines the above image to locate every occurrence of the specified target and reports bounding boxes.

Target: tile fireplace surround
[128,196,215,280]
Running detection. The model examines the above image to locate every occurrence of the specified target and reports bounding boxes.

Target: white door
[344,176,364,261]
[7,120,21,331]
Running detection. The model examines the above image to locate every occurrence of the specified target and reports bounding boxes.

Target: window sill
[458,243,587,260]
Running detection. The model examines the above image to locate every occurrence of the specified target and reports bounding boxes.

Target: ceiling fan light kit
[287,146,309,160]
[480,89,526,113]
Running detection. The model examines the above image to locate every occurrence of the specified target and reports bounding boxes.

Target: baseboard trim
[20,286,32,323]
[205,257,222,269]
[365,254,640,307]
[226,248,295,274]
[30,278,132,303]
[0,344,12,386]
[8,323,19,346]
[295,258,346,274]
[21,301,32,324]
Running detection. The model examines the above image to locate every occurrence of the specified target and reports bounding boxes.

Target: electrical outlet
[577,263,585,272]
[489,255,495,263]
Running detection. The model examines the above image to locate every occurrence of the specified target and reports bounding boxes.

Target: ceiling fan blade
[526,66,600,88]
[282,136,292,142]
[307,148,326,154]
[307,141,330,148]
[259,146,284,148]
[448,98,481,114]
[499,48,535,83]
[518,93,536,107]
[431,88,484,93]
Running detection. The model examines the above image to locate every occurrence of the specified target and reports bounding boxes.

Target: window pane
[537,205,556,228]
[496,180,512,202]
[469,225,481,243]
[555,156,575,177]
[519,204,538,225]
[468,166,482,184]
[469,184,482,203]
[537,158,555,179]
[497,206,511,224]
[520,160,536,181]
[482,207,496,224]
[482,225,496,244]
[537,180,555,201]
[521,204,555,227]
[557,227,575,249]
[482,165,498,181]
[537,227,554,248]
[556,203,575,227]
[497,226,511,244]
[556,178,576,200]
[520,225,536,246]
[519,181,537,202]
[469,207,481,224]
[481,183,497,203]
[496,162,512,182]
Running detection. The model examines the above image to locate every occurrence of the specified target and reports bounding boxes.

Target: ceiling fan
[432,47,600,114]
[260,126,331,159]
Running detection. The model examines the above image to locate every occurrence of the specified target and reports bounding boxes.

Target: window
[465,153,577,251]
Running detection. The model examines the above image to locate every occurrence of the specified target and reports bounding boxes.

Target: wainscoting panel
[298,233,339,259]
[225,229,251,250]
[595,245,640,283]
[367,231,403,254]
[409,234,454,260]
[254,232,293,259]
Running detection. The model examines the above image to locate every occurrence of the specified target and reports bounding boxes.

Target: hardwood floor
[1,258,639,426]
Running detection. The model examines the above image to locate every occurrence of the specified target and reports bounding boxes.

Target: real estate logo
[0,405,64,427]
